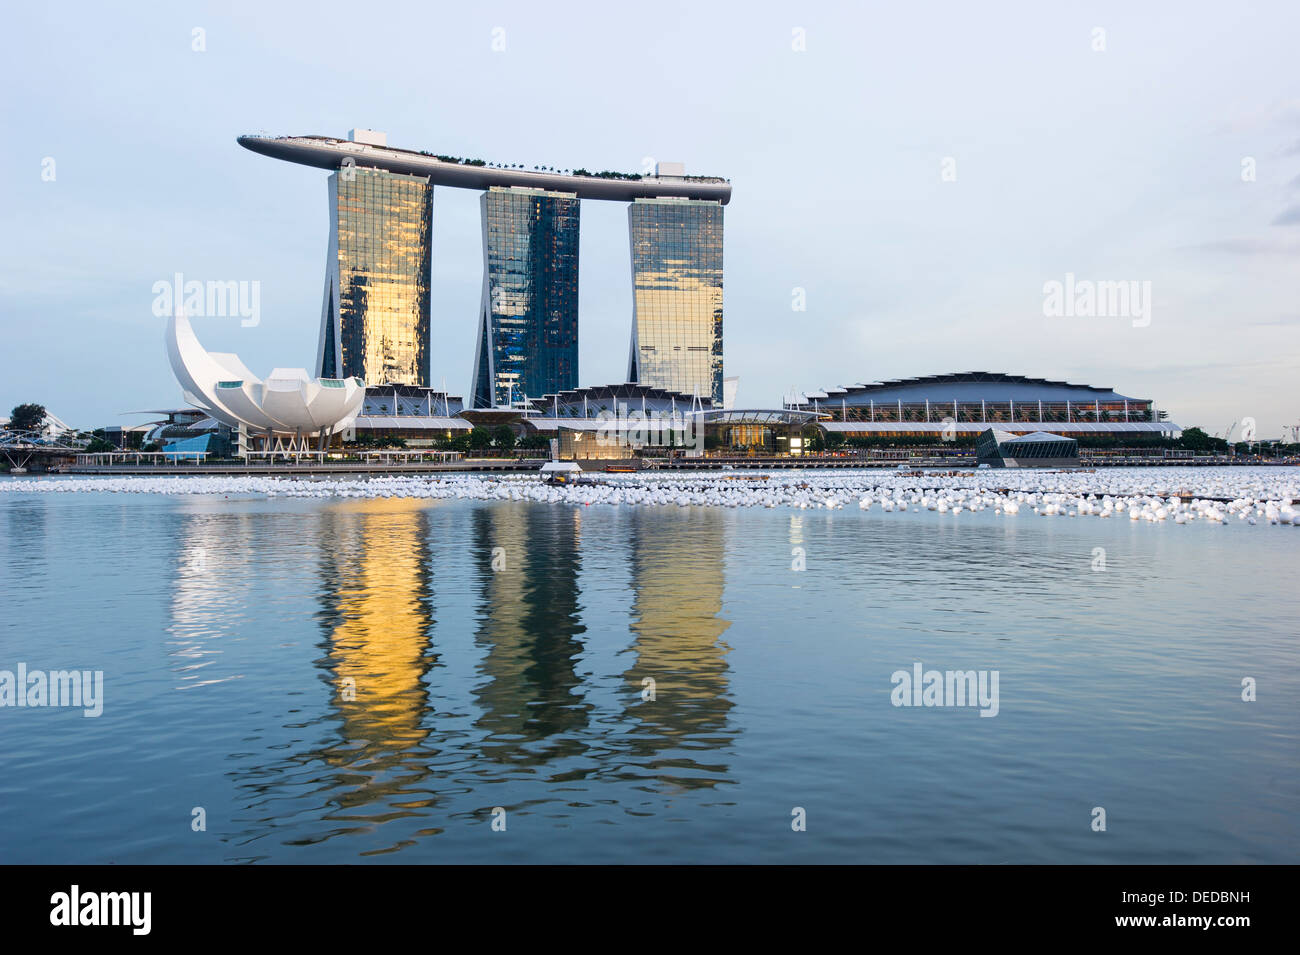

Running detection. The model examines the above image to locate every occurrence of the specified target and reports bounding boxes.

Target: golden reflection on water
[195,498,737,853]
[620,508,734,790]
[318,497,434,754]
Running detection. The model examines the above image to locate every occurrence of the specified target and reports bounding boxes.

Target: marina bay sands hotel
[238,130,730,407]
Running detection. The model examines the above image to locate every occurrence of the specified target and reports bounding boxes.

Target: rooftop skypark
[237,132,732,203]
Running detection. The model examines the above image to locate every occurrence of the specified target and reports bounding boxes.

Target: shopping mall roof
[691,409,823,426]
[796,372,1144,405]
[526,383,712,411]
[352,415,471,430]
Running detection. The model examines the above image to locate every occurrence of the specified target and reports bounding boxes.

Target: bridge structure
[0,429,85,471]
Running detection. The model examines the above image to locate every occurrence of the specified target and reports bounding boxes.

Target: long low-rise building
[786,372,1179,438]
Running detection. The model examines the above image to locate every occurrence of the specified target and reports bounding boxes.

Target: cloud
[1187,236,1300,254]
[1270,204,1300,225]
[1215,99,1300,134]
[1249,315,1300,327]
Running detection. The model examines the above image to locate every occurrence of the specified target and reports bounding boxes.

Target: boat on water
[539,460,642,485]
[540,461,580,485]
[539,461,606,487]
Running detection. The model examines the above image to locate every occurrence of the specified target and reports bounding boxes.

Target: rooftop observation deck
[237,134,732,204]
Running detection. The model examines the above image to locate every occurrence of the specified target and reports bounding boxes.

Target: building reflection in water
[317,498,436,742]
[168,506,257,690]
[2,500,46,577]
[617,507,736,790]
[469,504,591,767]
[222,498,443,855]
[311,499,438,812]
[219,497,738,856]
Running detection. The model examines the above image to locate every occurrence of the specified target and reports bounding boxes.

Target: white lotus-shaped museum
[166,311,364,447]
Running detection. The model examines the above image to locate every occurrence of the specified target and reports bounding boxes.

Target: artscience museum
[166,311,365,451]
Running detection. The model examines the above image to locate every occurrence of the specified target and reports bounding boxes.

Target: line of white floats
[3,467,1298,527]
[857,490,1297,525]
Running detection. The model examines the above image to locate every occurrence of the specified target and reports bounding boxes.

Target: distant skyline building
[627,195,725,404]
[318,165,433,387]
[471,186,580,408]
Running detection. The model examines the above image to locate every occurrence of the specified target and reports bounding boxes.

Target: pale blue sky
[4,0,1298,436]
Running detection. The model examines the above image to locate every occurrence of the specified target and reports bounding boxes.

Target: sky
[3,0,1298,438]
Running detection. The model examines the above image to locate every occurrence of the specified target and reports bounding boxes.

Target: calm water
[1,485,1296,863]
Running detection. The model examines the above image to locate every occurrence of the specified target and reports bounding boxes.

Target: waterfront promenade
[49,451,1290,476]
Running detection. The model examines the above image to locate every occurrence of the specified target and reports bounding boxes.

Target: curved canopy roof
[692,409,824,426]
[526,382,713,412]
[352,415,471,431]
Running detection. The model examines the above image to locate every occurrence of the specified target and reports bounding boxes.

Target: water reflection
[316,498,436,755]
[469,505,590,766]
[220,499,441,856]
[217,499,739,856]
[2,500,47,580]
[617,508,736,790]
[168,507,256,689]
[303,498,441,847]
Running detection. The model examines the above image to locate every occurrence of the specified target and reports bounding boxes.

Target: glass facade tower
[470,187,580,409]
[318,166,433,386]
[626,198,724,404]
